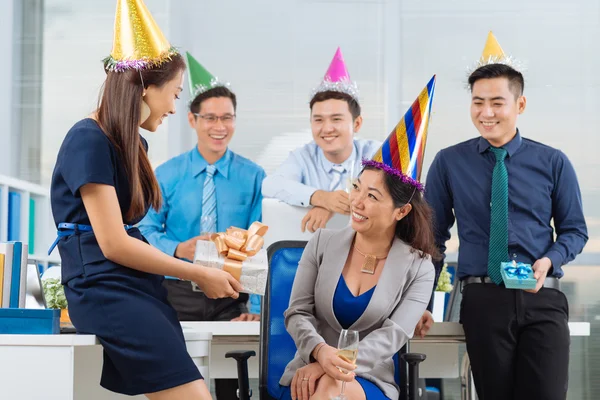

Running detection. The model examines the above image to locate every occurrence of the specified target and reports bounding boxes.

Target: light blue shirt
[262,138,380,207]
[139,147,266,314]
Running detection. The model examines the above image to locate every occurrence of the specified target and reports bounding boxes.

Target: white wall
[0,0,21,177]
[1,0,596,258]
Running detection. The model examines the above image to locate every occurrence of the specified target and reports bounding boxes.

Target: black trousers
[460,282,570,400]
[163,279,249,400]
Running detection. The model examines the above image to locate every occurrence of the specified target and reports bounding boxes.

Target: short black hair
[468,64,524,98]
[310,91,361,120]
[189,86,237,114]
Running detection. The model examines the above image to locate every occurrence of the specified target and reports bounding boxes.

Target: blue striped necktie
[201,165,217,234]
[329,164,345,191]
[488,147,509,284]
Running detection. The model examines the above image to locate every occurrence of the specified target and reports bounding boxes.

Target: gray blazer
[279,226,435,400]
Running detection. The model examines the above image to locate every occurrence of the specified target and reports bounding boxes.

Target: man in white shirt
[262,48,379,232]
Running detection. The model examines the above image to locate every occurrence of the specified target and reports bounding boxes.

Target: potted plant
[42,278,71,326]
[432,264,454,322]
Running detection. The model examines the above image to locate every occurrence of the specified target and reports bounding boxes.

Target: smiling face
[310,98,362,164]
[349,169,411,236]
[470,76,526,147]
[140,71,184,132]
[188,96,236,159]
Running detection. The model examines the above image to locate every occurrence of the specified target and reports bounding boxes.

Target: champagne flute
[345,163,356,226]
[333,329,359,400]
[200,215,215,237]
[344,163,356,194]
[192,215,215,293]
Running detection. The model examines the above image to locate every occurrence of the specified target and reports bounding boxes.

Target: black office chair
[227,240,428,400]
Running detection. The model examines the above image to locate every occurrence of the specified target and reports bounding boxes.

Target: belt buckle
[191,281,203,292]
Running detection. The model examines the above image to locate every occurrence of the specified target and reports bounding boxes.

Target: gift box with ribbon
[193,222,269,296]
[500,261,537,290]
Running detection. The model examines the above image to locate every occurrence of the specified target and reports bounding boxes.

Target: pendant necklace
[354,246,388,275]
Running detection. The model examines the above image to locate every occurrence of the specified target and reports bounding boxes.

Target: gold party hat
[103,0,178,72]
[480,31,506,64]
[467,31,521,73]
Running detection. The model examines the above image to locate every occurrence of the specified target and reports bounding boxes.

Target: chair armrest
[400,352,427,399]
[225,350,256,400]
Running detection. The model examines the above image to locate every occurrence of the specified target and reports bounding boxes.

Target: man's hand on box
[175,235,208,261]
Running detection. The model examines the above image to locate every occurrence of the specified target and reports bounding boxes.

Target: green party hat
[185,51,229,100]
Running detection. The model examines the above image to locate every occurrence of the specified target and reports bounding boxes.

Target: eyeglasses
[193,113,236,124]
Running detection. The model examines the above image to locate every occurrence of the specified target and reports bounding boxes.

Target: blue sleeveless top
[333,275,376,329]
[279,275,388,400]
[332,275,389,399]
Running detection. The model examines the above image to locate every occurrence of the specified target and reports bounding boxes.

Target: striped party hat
[362,75,436,192]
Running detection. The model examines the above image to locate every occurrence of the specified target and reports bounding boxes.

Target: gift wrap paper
[194,239,268,296]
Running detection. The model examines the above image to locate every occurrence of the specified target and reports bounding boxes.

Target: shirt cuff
[543,249,563,275]
[296,186,319,208]
[249,294,261,315]
[159,237,181,258]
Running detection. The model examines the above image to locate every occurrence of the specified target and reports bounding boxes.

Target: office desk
[0,331,212,400]
[181,321,591,379]
[182,321,261,380]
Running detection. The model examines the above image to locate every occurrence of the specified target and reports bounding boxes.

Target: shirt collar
[319,142,358,173]
[477,129,522,157]
[191,147,232,178]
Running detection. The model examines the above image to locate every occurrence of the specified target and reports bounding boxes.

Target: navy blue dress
[50,119,202,395]
[280,275,388,400]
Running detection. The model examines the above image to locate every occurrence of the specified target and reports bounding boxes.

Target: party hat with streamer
[363,75,436,192]
[468,31,521,73]
[103,0,178,72]
[186,52,229,101]
[311,47,359,101]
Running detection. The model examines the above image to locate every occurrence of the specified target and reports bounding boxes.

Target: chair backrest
[260,240,307,400]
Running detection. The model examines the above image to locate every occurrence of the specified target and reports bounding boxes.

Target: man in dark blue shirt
[425,55,588,398]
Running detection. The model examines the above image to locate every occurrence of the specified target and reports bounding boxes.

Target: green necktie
[488,147,509,284]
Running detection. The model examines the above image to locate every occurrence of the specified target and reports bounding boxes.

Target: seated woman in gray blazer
[279,145,439,400]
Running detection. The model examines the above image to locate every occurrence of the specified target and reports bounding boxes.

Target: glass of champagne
[344,163,356,226]
[333,329,359,400]
[200,215,215,237]
[344,163,356,194]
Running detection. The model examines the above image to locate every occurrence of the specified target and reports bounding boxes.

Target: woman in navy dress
[49,1,242,399]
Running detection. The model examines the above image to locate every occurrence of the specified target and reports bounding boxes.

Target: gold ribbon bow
[210,222,269,281]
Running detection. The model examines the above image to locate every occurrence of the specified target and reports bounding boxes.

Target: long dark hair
[96,53,186,221]
[363,165,440,260]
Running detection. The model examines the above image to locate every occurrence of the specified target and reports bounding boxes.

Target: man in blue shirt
[139,53,265,400]
[262,48,379,233]
[425,37,588,399]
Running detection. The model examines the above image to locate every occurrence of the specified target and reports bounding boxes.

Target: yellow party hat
[103,0,178,72]
[480,31,505,62]
[468,31,521,73]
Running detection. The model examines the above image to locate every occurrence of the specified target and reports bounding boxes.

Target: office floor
[208,378,466,400]
[209,379,260,399]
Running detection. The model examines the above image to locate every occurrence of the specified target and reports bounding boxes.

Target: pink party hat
[311,47,359,101]
[324,47,350,82]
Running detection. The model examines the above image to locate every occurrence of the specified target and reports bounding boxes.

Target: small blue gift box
[0,309,60,334]
[500,262,536,290]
